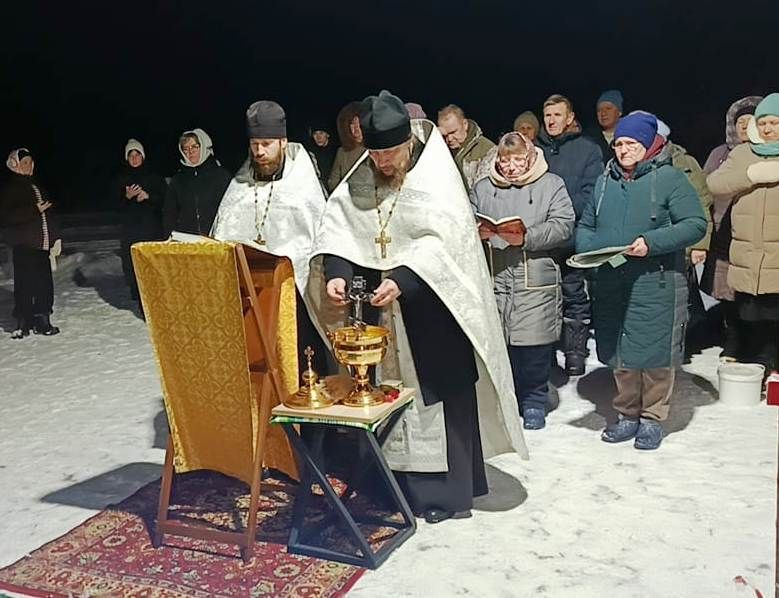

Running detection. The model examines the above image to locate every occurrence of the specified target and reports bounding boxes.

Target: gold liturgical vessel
[284,346,337,409]
[327,276,390,408]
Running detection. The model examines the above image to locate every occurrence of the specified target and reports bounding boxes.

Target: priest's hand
[371,279,401,307]
[326,278,348,306]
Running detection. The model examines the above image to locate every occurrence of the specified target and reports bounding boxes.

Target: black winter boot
[562,320,589,376]
[33,314,60,336]
[10,319,31,339]
[720,301,742,360]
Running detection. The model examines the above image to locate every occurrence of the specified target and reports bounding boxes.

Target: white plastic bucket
[718,363,765,407]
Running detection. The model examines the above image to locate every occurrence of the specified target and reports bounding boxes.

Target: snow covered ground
[0,244,775,598]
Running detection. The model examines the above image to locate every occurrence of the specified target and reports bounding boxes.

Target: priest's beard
[252,152,284,180]
[370,150,412,191]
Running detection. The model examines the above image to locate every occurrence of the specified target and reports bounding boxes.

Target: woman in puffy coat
[707,93,779,377]
[576,113,706,450]
[0,149,61,337]
[700,96,762,362]
[470,132,575,430]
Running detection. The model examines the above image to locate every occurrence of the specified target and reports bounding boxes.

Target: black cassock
[324,255,488,513]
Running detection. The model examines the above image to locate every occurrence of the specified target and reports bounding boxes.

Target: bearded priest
[211,100,330,374]
[310,90,528,524]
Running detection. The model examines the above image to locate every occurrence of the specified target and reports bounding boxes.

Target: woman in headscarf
[0,149,61,337]
[513,111,541,142]
[162,128,231,236]
[326,101,365,192]
[700,96,763,362]
[707,93,779,377]
[576,113,706,450]
[469,132,575,430]
[116,138,167,307]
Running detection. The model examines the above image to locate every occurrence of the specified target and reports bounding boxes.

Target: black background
[1,0,776,210]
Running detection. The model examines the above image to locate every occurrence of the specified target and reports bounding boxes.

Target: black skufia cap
[246,100,287,139]
[359,90,411,150]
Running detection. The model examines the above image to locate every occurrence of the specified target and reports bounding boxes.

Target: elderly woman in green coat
[575,113,707,450]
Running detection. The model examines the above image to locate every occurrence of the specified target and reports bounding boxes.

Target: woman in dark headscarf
[0,148,61,337]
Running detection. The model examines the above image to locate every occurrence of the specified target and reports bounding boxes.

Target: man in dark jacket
[305,121,337,186]
[536,94,604,375]
[585,90,623,164]
[162,128,231,236]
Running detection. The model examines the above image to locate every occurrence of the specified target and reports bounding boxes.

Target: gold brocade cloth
[132,241,299,484]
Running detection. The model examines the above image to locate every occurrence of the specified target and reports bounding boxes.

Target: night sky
[1,0,775,210]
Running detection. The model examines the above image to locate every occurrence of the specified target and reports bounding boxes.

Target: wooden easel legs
[152,434,267,565]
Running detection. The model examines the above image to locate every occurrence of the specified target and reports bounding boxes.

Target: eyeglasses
[497,156,529,168]
[181,143,201,152]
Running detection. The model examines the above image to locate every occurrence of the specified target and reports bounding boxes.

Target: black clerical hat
[246,100,287,139]
[359,90,411,150]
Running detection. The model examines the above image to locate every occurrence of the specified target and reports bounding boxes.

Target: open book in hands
[566,245,632,269]
[476,213,527,246]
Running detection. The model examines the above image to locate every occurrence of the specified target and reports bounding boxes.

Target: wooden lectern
[131,239,298,563]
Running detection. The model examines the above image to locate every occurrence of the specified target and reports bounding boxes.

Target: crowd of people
[2,88,778,523]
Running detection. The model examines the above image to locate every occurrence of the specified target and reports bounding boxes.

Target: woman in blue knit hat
[575,112,707,450]
[707,93,779,377]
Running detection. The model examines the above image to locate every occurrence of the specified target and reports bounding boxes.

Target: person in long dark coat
[116,139,166,306]
[0,148,61,337]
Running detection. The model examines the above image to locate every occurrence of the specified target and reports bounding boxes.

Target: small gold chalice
[327,325,390,407]
[283,346,337,409]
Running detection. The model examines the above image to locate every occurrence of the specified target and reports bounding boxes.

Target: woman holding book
[575,112,706,450]
[469,132,575,430]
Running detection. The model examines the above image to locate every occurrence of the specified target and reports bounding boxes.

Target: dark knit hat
[597,89,624,113]
[246,100,287,139]
[614,112,658,149]
[359,90,411,150]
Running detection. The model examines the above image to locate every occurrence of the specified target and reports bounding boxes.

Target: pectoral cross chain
[375,230,391,259]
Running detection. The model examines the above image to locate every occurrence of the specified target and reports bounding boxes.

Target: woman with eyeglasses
[469,132,575,430]
[162,128,231,237]
[575,112,707,450]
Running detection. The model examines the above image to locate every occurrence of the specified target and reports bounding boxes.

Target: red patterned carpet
[0,472,370,597]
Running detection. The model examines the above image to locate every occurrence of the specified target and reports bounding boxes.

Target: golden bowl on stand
[327,325,390,407]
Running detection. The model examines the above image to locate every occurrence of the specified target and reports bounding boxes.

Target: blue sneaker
[601,416,639,443]
[522,407,546,430]
[634,419,664,450]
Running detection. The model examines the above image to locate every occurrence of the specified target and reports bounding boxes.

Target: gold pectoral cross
[255,236,266,246]
[375,230,391,259]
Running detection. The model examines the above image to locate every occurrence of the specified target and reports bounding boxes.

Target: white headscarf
[124,138,146,160]
[179,128,215,167]
[6,148,32,175]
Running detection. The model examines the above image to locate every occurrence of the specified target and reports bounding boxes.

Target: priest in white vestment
[310,90,528,524]
[211,100,330,374]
